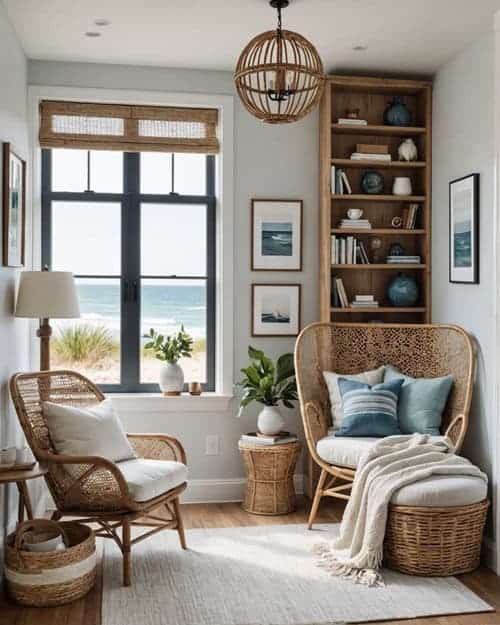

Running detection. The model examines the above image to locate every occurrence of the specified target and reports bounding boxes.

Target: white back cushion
[323,366,385,429]
[43,398,136,462]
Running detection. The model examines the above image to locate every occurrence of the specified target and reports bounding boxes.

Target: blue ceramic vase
[384,96,412,127]
[360,170,384,194]
[387,273,419,307]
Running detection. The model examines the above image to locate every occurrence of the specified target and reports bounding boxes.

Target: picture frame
[3,142,26,267]
[251,199,303,271]
[251,283,301,337]
[449,173,479,284]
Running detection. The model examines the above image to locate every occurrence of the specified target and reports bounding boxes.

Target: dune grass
[52,324,118,366]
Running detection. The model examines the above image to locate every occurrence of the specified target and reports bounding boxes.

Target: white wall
[432,32,497,559]
[28,61,319,499]
[0,4,41,536]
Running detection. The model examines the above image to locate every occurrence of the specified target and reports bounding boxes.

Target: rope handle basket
[14,519,69,552]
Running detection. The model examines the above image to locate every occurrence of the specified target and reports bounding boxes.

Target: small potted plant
[143,326,194,395]
[238,346,298,435]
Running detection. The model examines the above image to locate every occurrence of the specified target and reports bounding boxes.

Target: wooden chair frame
[10,370,188,586]
[294,323,476,529]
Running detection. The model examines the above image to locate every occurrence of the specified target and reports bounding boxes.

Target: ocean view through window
[42,148,216,392]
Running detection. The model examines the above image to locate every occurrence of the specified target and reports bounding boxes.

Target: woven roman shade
[39,101,219,154]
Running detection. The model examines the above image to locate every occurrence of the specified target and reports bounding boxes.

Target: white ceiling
[4,0,500,74]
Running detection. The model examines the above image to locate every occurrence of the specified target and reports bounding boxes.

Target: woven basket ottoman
[384,475,489,576]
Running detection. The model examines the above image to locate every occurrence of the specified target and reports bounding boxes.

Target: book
[355,295,374,302]
[340,170,353,194]
[350,153,392,162]
[356,143,389,155]
[337,118,368,126]
[240,432,298,446]
[358,241,370,264]
[336,168,344,194]
[351,301,379,308]
[335,277,349,308]
[330,166,336,193]
[331,275,340,307]
[339,219,372,230]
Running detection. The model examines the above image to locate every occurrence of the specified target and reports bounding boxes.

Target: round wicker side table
[238,440,301,516]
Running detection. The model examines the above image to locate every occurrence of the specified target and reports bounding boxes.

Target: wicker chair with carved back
[10,370,188,586]
[294,323,476,529]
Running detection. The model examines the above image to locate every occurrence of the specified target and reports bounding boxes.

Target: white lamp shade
[15,271,81,319]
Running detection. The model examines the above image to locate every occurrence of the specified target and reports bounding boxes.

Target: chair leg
[51,510,62,521]
[308,468,328,530]
[173,497,187,549]
[122,518,131,587]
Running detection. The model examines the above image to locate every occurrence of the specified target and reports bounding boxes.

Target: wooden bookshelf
[319,75,432,325]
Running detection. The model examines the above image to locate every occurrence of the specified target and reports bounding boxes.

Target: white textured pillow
[322,366,385,429]
[43,399,136,463]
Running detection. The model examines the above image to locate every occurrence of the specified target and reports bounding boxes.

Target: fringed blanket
[315,433,487,586]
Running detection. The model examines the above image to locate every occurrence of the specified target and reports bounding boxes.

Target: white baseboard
[181,475,304,504]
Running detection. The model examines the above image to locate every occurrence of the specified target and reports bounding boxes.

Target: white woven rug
[102,523,492,625]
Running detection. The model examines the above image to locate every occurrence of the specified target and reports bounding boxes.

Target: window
[42,148,216,392]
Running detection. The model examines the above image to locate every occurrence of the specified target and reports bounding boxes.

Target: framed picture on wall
[449,173,479,284]
[251,284,301,337]
[3,142,26,267]
[251,199,302,271]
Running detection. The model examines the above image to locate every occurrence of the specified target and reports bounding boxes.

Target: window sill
[107,392,234,413]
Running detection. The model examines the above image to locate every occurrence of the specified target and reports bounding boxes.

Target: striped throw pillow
[335,378,403,438]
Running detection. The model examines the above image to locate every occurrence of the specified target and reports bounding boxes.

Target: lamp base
[36,319,52,371]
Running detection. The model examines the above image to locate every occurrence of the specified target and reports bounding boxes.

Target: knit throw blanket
[315,433,487,586]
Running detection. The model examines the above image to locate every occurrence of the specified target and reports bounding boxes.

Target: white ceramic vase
[257,405,285,436]
[159,362,184,395]
[392,176,412,196]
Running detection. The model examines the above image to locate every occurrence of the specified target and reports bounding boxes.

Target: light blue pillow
[384,365,453,435]
[335,378,403,438]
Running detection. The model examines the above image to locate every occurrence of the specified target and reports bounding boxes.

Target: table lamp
[15,269,80,371]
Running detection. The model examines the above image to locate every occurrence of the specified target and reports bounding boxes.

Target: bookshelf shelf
[331,123,426,136]
[331,307,427,314]
[331,194,426,202]
[332,264,427,270]
[331,158,426,169]
[331,229,426,235]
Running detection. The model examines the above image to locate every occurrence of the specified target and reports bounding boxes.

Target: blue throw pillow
[384,365,453,435]
[335,378,403,438]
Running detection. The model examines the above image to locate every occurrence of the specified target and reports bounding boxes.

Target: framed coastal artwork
[251,284,301,337]
[449,173,479,284]
[3,143,26,267]
[251,199,302,271]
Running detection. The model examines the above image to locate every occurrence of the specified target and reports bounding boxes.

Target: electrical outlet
[205,434,220,456]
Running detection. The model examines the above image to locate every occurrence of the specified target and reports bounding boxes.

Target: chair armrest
[302,400,329,458]
[39,451,132,509]
[127,433,187,464]
[444,414,467,452]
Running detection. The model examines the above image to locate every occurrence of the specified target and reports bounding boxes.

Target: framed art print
[3,142,26,267]
[251,199,302,271]
[449,173,479,284]
[251,284,301,337]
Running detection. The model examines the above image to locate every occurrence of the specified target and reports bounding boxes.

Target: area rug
[102,523,492,625]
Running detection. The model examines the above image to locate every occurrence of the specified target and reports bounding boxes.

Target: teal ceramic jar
[387,273,419,307]
[384,96,412,127]
[360,170,384,194]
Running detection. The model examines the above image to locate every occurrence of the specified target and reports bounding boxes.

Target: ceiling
[4,0,500,75]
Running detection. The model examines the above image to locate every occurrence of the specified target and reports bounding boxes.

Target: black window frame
[41,148,217,393]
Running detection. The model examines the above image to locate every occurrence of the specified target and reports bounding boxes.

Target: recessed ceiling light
[94,18,111,26]
[85,31,101,37]
[353,45,368,52]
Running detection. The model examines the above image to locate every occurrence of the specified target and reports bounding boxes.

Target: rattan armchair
[9,370,188,586]
[294,323,476,529]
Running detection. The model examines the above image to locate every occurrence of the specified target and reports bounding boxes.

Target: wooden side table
[0,465,47,523]
[238,440,301,515]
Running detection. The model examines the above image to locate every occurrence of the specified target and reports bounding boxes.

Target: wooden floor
[1,497,499,625]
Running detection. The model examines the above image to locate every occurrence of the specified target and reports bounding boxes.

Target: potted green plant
[143,326,194,395]
[238,346,298,435]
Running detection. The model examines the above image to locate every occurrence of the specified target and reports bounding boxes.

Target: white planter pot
[392,176,413,196]
[257,405,285,436]
[159,362,184,395]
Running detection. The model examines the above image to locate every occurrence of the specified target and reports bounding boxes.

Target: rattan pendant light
[234,0,325,124]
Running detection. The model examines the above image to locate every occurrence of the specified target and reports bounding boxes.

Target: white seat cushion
[391,475,487,507]
[117,458,188,502]
[317,435,378,469]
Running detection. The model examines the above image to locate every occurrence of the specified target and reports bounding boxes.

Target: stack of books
[402,204,420,229]
[337,117,368,126]
[331,276,349,308]
[386,255,421,264]
[350,152,391,163]
[338,218,372,230]
[331,166,352,194]
[331,236,370,265]
[351,295,379,309]
[240,432,298,446]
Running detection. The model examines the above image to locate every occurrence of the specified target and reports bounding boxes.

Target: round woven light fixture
[234,0,325,124]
